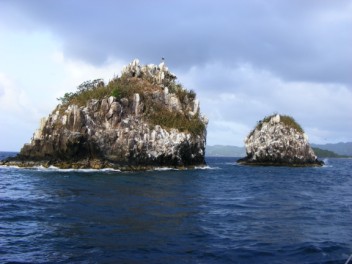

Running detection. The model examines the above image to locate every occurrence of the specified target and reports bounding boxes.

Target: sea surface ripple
[1,153,352,263]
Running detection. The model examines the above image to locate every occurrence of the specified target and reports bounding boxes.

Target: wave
[149,165,221,171]
[321,158,333,168]
[0,165,22,170]
[36,166,121,172]
[1,164,220,173]
[194,165,221,170]
[0,165,121,172]
[227,162,240,166]
[151,167,179,171]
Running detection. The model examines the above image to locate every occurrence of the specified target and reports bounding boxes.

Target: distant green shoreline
[205,144,352,158]
[312,147,350,158]
[2,142,352,159]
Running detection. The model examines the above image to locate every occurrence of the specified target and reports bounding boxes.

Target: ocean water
[1,152,352,264]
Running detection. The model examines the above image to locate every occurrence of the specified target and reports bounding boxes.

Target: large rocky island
[1,59,208,170]
[237,114,324,166]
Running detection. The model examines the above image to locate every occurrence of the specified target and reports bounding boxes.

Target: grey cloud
[178,62,352,145]
[1,0,351,85]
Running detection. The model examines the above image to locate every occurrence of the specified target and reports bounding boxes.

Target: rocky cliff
[2,59,208,170]
[237,114,323,166]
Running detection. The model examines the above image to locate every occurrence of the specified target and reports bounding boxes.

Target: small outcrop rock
[121,59,176,87]
[2,59,208,170]
[237,114,324,166]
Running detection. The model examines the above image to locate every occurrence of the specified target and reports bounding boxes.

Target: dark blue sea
[1,152,351,264]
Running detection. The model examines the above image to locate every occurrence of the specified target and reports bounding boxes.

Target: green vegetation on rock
[148,108,205,136]
[3,59,207,170]
[57,73,204,135]
[279,115,304,133]
[251,113,304,135]
[57,79,110,106]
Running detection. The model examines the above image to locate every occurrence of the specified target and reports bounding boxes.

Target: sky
[0,0,351,151]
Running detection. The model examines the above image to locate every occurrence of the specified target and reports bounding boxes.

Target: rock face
[2,59,208,170]
[237,114,323,166]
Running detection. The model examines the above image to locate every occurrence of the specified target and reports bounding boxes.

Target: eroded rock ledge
[1,59,208,170]
[237,114,324,167]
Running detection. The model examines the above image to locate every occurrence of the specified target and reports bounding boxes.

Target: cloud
[177,63,352,145]
[0,54,127,151]
[0,73,42,150]
[1,0,351,85]
[0,73,37,118]
[51,51,126,98]
[0,26,126,151]
[206,120,251,146]
[0,0,351,149]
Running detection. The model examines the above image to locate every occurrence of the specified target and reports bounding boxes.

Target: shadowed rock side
[237,114,324,167]
[1,59,208,170]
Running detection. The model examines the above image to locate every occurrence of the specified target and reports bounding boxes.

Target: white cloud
[50,51,126,100]
[0,73,42,150]
[0,73,38,119]
[0,30,127,150]
[207,120,250,146]
[1,0,351,149]
[2,0,350,84]
[178,63,352,146]
[2,45,351,151]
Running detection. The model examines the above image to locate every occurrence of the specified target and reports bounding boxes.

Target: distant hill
[206,145,245,157]
[312,147,343,158]
[206,142,352,158]
[311,142,352,156]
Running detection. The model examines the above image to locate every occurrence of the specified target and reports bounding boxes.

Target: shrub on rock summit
[2,59,208,170]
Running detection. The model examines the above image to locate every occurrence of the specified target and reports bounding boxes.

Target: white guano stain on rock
[10,59,207,170]
[239,114,323,166]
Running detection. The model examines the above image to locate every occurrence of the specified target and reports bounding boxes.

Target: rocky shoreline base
[0,157,206,171]
[237,157,324,167]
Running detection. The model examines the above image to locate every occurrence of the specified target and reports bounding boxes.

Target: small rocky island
[237,114,324,166]
[1,59,208,170]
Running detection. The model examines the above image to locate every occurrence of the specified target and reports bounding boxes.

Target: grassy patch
[106,76,161,100]
[57,76,160,107]
[168,82,196,104]
[56,74,205,136]
[249,113,304,138]
[280,115,304,133]
[146,103,205,135]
